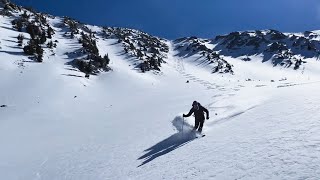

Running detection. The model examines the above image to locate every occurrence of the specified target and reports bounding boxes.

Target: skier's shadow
[137,116,197,167]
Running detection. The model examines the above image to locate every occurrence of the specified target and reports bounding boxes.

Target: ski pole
[182,116,184,135]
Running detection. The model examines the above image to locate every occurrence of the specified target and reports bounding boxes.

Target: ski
[196,134,205,138]
[193,131,205,138]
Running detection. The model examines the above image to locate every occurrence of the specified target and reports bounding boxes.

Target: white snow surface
[1,11,320,180]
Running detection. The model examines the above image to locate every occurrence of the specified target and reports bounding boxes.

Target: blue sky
[11,0,320,39]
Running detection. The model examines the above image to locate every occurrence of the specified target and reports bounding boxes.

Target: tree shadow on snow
[0,50,24,56]
[3,39,17,43]
[137,116,197,167]
[61,74,83,78]
[0,25,15,31]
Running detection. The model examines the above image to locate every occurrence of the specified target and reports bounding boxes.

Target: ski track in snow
[167,42,259,132]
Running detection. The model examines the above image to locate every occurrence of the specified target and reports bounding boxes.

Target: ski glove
[206,116,209,120]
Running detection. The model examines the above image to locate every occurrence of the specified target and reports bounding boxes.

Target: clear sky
[11,0,320,39]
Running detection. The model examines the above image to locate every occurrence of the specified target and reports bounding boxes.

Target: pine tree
[21,11,29,19]
[40,31,47,44]
[17,34,24,46]
[36,44,44,62]
[70,31,74,39]
[23,40,36,55]
[104,54,110,65]
[14,19,23,32]
[47,25,54,39]
[137,49,143,59]
[26,24,36,39]
[47,41,53,48]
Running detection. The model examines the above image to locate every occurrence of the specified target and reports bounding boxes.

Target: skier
[183,101,209,133]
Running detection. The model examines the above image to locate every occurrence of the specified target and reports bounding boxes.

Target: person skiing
[183,101,209,133]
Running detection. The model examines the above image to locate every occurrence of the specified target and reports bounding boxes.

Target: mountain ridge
[1,0,320,76]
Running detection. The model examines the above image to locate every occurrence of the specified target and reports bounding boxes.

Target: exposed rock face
[174,30,320,72]
[211,30,320,69]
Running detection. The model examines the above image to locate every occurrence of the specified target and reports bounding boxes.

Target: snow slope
[2,5,320,180]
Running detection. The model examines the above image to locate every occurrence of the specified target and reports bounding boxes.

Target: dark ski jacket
[184,104,209,120]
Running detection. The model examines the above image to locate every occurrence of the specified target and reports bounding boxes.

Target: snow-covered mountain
[3,0,320,76]
[2,1,320,179]
[174,29,320,73]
